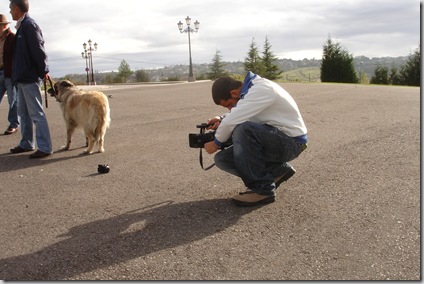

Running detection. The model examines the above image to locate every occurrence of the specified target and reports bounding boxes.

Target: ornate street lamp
[81,50,89,84]
[177,16,200,82]
[82,39,98,85]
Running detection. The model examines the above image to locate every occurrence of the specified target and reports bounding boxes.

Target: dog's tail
[100,100,111,133]
[91,99,110,143]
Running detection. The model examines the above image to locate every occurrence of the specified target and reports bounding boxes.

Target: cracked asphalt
[0,81,420,280]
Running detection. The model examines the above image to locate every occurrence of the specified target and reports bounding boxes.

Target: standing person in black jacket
[9,0,53,158]
[0,14,18,135]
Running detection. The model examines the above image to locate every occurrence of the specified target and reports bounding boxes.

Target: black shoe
[4,127,18,135]
[275,166,296,189]
[10,146,34,153]
[29,150,52,159]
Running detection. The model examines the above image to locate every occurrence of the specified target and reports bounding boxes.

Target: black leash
[43,77,53,108]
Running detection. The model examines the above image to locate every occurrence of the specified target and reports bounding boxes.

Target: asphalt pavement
[0,81,420,280]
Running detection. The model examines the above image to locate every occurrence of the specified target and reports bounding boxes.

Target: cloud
[1,0,419,77]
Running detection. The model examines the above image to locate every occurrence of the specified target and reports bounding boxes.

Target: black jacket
[12,14,48,83]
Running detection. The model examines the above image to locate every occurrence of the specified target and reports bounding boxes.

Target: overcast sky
[0,0,420,77]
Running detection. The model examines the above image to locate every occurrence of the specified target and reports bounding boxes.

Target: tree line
[320,37,420,86]
[59,36,420,87]
[208,35,420,86]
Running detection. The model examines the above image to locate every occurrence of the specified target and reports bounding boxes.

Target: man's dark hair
[211,77,242,105]
[10,0,29,13]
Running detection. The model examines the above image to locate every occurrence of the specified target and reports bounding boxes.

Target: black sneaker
[10,146,34,153]
[275,166,296,189]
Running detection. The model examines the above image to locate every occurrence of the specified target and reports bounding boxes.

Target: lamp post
[82,39,98,85]
[81,50,89,84]
[177,16,199,82]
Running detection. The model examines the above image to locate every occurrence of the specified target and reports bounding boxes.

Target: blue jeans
[0,70,19,128]
[16,81,52,153]
[214,122,302,196]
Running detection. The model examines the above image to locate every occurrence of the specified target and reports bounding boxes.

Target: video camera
[189,122,232,171]
[189,123,232,149]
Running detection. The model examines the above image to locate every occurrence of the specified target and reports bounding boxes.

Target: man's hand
[207,116,221,130]
[204,141,220,154]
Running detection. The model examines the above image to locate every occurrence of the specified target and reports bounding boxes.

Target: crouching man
[204,72,308,206]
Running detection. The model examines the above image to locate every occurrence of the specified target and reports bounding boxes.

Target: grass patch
[277,67,321,82]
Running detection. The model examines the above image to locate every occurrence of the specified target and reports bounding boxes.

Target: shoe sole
[232,195,275,207]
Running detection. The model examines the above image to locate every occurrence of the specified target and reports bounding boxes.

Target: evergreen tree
[207,50,228,80]
[261,36,282,80]
[398,44,420,86]
[321,37,358,83]
[244,38,263,74]
[118,59,133,83]
[135,69,150,82]
[389,66,401,85]
[370,65,389,84]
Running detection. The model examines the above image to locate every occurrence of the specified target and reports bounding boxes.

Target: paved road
[0,82,420,280]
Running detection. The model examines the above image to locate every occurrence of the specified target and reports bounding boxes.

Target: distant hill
[274,56,408,83]
[146,56,408,82]
[57,56,409,84]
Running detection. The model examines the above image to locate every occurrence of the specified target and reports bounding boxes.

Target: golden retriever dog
[49,80,111,154]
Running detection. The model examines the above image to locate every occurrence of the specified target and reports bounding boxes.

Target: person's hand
[207,116,221,130]
[45,73,50,80]
[204,141,220,154]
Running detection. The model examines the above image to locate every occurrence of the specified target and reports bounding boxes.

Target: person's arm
[26,21,49,79]
[204,140,220,154]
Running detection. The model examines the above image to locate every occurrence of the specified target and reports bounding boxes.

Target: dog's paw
[62,145,70,150]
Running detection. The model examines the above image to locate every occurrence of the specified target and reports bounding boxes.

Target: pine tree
[244,38,263,74]
[398,44,420,86]
[118,59,133,83]
[261,36,282,80]
[370,65,389,84]
[389,66,401,85]
[321,37,358,83]
[135,70,150,82]
[207,50,228,80]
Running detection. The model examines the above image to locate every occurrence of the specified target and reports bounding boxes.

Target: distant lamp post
[82,39,98,85]
[177,16,199,82]
[81,51,89,84]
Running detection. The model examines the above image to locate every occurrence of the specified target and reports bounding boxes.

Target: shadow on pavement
[0,147,94,173]
[0,198,257,280]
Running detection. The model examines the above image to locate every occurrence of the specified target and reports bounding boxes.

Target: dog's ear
[60,80,74,88]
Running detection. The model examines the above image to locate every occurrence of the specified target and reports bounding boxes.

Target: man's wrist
[214,138,223,148]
